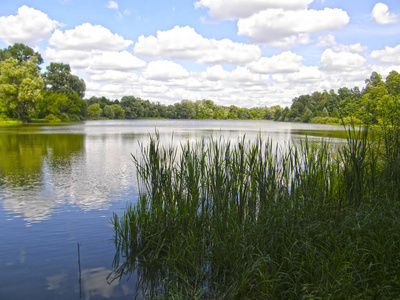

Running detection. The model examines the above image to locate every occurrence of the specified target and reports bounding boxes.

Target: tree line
[1,43,399,125]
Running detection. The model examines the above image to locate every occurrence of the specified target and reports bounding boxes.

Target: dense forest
[1,43,399,126]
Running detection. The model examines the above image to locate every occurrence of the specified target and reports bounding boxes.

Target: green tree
[111,104,125,119]
[43,63,86,98]
[385,70,400,96]
[0,43,43,66]
[0,58,44,121]
[103,105,115,119]
[87,103,102,119]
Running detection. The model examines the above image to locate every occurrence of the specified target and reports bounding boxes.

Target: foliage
[1,44,399,126]
[0,58,44,121]
[0,43,43,66]
[43,62,86,98]
[111,126,400,299]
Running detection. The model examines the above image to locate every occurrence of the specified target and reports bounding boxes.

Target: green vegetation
[0,44,86,122]
[1,43,399,126]
[110,123,400,299]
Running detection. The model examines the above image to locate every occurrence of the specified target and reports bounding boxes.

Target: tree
[103,105,115,119]
[87,104,102,119]
[385,70,400,96]
[0,58,44,121]
[111,104,125,119]
[0,43,43,66]
[43,63,86,98]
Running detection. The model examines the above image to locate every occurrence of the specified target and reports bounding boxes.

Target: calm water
[0,120,346,300]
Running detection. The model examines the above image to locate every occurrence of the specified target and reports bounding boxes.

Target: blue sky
[1,0,400,107]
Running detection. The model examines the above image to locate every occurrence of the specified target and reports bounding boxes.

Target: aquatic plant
[111,128,400,299]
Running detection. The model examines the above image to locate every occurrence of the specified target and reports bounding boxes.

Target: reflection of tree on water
[0,133,84,184]
[0,133,84,222]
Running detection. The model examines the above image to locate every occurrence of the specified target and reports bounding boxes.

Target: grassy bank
[111,126,400,299]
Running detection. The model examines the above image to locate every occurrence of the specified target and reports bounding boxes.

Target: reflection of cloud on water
[81,267,132,300]
[48,135,138,211]
[46,273,68,291]
[1,188,57,223]
[46,268,133,299]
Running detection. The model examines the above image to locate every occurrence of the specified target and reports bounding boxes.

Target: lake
[0,119,346,300]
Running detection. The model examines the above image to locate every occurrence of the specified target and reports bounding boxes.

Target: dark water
[0,120,346,300]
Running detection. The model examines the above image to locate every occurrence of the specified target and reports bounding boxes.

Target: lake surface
[0,119,346,300]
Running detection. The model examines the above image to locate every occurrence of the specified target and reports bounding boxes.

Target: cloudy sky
[1,0,400,107]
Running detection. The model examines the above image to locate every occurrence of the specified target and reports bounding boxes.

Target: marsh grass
[111,127,400,299]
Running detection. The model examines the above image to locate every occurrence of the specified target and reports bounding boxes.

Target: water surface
[0,120,346,299]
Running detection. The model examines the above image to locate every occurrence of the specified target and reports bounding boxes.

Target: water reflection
[0,133,84,222]
[0,130,141,223]
[0,120,348,299]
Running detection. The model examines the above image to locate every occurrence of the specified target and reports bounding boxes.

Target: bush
[44,114,61,122]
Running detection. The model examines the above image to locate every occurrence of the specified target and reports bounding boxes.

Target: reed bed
[111,127,400,299]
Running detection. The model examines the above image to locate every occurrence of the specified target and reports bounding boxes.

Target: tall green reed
[111,129,400,299]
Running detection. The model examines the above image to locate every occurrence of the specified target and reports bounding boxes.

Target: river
[0,119,346,300]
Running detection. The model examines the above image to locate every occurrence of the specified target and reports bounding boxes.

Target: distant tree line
[1,43,399,125]
[274,71,400,126]
[86,96,279,121]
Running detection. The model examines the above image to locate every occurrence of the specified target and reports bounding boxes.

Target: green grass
[111,126,400,299]
[0,115,23,126]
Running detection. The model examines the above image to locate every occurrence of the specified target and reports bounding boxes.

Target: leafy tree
[385,70,400,96]
[302,107,313,123]
[104,105,115,119]
[43,63,86,98]
[0,43,43,66]
[111,104,125,119]
[87,104,102,119]
[0,58,44,121]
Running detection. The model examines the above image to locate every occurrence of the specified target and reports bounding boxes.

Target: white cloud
[320,49,366,72]
[44,48,146,72]
[86,51,146,71]
[317,35,367,53]
[107,1,119,10]
[371,3,398,24]
[230,66,264,85]
[247,51,304,74]
[89,70,139,84]
[49,23,133,51]
[274,66,325,83]
[142,60,190,81]
[134,26,261,65]
[237,8,349,48]
[0,6,61,45]
[371,44,400,64]
[43,48,92,68]
[202,65,230,81]
[194,0,313,20]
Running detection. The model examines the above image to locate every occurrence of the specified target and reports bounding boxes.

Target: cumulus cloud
[320,49,366,72]
[142,60,190,81]
[49,23,133,51]
[371,44,400,64]
[237,8,349,48]
[194,0,313,20]
[89,70,139,84]
[273,66,325,83]
[43,48,92,68]
[317,35,367,53]
[247,51,304,74]
[0,6,61,45]
[134,26,261,65]
[202,65,230,81]
[371,3,398,24]
[86,51,146,71]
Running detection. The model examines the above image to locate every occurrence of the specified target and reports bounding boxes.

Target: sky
[1,0,400,108]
